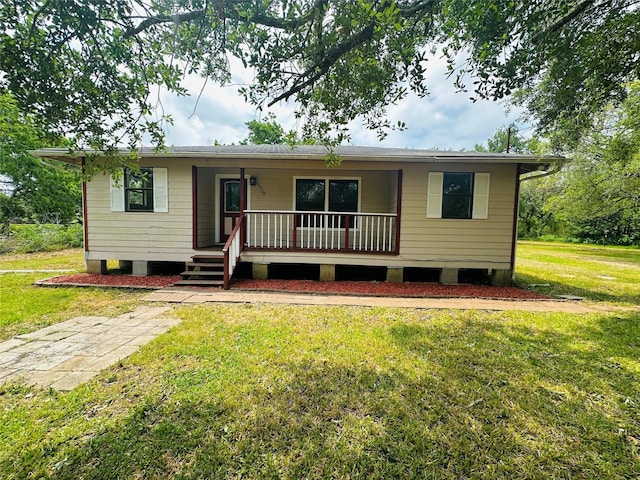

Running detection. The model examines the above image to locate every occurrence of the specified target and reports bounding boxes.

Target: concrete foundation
[86,259,107,275]
[252,263,269,280]
[440,268,459,285]
[319,264,336,282]
[132,261,150,276]
[386,267,404,283]
[491,269,513,287]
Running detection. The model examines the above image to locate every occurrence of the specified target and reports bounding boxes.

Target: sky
[158,56,527,151]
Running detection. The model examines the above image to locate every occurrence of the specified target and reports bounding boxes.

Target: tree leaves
[0,0,638,164]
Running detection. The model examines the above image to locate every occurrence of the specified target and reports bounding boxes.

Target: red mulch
[44,273,181,288]
[230,279,552,300]
[42,274,551,299]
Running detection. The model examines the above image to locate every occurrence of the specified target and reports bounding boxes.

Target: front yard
[0,243,638,478]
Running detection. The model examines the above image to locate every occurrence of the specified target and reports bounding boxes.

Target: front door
[220,178,246,242]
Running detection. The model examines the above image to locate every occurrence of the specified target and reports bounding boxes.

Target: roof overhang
[32,145,565,173]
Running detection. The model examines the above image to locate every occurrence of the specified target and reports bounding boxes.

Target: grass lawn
[0,244,638,478]
[516,241,640,305]
[0,250,145,340]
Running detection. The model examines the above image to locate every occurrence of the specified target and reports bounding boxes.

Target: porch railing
[244,210,398,254]
[222,214,246,289]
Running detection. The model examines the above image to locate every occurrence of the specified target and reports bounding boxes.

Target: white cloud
[157,54,527,150]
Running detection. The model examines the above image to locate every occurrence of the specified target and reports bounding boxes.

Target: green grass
[516,241,640,305]
[0,244,639,478]
[0,250,145,340]
[1,305,638,479]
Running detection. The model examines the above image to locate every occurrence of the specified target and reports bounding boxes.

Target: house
[34,145,560,288]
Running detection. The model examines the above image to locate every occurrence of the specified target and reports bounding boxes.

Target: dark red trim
[240,168,246,247]
[510,164,521,277]
[244,247,397,256]
[192,166,198,250]
[394,169,403,255]
[81,157,89,252]
[222,214,246,289]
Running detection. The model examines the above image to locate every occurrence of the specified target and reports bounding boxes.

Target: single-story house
[34,145,561,288]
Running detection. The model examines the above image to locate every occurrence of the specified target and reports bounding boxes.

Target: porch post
[394,169,403,255]
[192,166,198,250]
[240,168,246,246]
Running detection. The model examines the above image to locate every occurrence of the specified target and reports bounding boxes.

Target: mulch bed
[42,273,181,289]
[41,273,553,300]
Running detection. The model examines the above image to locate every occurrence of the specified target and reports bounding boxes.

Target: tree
[1,1,637,168]
[544,81,640,245]
[240,113,287,145]
[474,124,532,154]
[0,93,81,224]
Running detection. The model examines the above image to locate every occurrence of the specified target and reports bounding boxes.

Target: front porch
[191,165,404,288]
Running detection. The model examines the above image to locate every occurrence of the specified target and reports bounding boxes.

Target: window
[442,172,473,219]
[125,168,154,212]
[426,172,490,219]
[110,167,168,213]
[295,178,359,227]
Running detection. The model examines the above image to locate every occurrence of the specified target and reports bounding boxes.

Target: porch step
[177,253,226,287]
[186,262,224,268]
[180,270,223,277]
[192,254,224,262]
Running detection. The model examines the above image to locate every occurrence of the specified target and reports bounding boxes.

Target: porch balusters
[244,211,396,254]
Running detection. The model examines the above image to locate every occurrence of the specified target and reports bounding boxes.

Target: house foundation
[440,268,459,285]
[132,261,150,276]
[86,259,107,275]
[386,267,404,283]
[491,269,513,286]
[319,264,336,282]
[252,263,269,280]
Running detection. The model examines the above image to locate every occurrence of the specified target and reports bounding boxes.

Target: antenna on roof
[506,127,512,153]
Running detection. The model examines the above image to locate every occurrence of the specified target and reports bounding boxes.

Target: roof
[32,144,564,173]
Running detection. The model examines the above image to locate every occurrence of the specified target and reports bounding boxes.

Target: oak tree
[1,0,638,167]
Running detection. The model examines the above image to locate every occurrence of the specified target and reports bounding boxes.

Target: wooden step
[186,262,224,269]
[192,255,224,261]
[174,279,224,286]
[180,270,224,277]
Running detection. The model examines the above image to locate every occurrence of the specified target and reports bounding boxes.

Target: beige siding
[85,156,517,270]
[246,168,394,213]
[85,159,194,261]
[396,163,516,268]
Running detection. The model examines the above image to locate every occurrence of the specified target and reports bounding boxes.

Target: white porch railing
[222,214,245,289]
[244,210,398,254]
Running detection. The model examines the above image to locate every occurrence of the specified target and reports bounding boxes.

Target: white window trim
[110,167,168,213]
[426,172,490,220]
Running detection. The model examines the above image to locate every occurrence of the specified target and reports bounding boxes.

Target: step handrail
[222,213,246,289]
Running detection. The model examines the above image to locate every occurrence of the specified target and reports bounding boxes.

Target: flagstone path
[0,306,180,391]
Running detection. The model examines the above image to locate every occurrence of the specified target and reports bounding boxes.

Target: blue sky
[158,56,526,151]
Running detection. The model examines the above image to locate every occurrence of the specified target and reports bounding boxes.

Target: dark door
[220,178,246,242]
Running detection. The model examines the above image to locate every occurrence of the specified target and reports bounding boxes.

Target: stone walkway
[142,289,612,313]
[0,306,180,391]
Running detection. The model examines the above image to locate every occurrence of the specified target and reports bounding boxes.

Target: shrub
[0,223,83,254]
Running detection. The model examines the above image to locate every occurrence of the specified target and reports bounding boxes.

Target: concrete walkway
[143,289,613,313]
[0,306,180,391]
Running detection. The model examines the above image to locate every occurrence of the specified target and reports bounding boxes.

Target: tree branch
[531,0,596,44]
[268,23,376,105]
[123,9,207,38]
